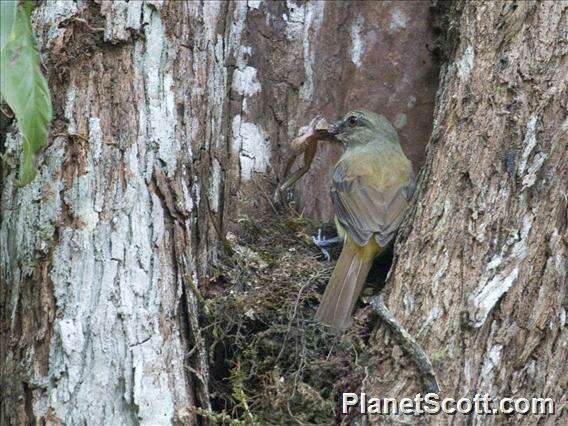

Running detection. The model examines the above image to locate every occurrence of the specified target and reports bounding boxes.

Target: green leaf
[22,0,37,15]
[0,1,17,51]
[0,4,52,185]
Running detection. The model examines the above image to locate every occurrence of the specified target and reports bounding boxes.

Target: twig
[370,295,440,394]
[189,406,245,425]
[183,272,209,315]
[52,132,90,144]
[276,276,315,361]
[252,178,278,215]
[230,362,255,424]
[286,400,309,426]
[204,195,235,257]
[69,17,105,33]
[179,261,213,413]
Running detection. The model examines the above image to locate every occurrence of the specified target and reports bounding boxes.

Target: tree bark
[3,0,564,425]
[1,1,440,424]
[370,1,567,424]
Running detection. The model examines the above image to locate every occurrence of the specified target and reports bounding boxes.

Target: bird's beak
[324,120,344,145]
[328,120,341,136]
[327,119,345,145]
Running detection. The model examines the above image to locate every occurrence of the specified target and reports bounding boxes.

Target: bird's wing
[331,150,415,247]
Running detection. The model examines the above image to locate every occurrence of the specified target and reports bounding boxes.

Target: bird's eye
[347,116,358,127]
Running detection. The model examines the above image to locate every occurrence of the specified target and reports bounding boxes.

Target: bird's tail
[315,239,377,332]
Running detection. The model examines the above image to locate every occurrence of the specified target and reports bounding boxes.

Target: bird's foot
[312,229,343,248]
[312,229,342,261]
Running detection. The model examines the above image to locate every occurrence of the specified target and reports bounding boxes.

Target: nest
[198,213,389,424]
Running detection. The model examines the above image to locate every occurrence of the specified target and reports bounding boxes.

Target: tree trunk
[1,0,564,425]
[370,1,567,424]
[1,1,440,424]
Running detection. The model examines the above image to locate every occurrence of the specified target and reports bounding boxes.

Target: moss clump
[199,214,379,424]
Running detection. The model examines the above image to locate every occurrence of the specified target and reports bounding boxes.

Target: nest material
[199,214,382,425]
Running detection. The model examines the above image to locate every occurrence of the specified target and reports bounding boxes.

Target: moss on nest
[197,213,386,424]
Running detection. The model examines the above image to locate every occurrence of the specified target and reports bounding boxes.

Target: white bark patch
[472,267,519,324]
[549,229,566,279]
[34,1,79,47]
[457,45,475,81]
[285,0,305,28]
[134,6,178,177]
[232,115,270,181]
[284,1,325,101]
[418,306,442,335]
[208,158,222,212]
[228,2,249,69]
[248,0,262,9]
[517,114,539,176]
[431,249,449,293]
[56,319,86,395]
[486,255,502,271]
[521,152,547,190]
[232,66,262,97]
[88,117,103,167]
[35,1,79,25]
[203,1,222,40]
[0,2,193,424]
[469,214,533,327]
[403,292,415,317]
[350,14,365,68]
[389,9,408,33]
[132,336,175,426]
[226,0,265,124]
[480,344,503,389]
[199,1,227,155]
[64,85,77,133]
[463,358,473,384]
[99,0,144,42]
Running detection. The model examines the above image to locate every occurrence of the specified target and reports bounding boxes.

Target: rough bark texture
[4,0,564,425]
[0,1,441,424]
[369,1,567,424]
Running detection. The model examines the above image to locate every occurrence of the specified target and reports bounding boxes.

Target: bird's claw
[312,229,331,261]
[311,229,326,247]
[312,229,343,247]
[312,229,343,262]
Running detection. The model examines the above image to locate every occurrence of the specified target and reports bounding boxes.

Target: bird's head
[328,109,399,147]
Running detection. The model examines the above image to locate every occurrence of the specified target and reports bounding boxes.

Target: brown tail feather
[315,241,375,332]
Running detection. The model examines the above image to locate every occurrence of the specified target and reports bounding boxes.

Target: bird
[314,109,415,332]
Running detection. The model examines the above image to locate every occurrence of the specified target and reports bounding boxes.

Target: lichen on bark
[369,2,567,424]
[3,1,564,425]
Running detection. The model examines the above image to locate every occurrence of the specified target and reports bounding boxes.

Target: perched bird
[314,110,415,332]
